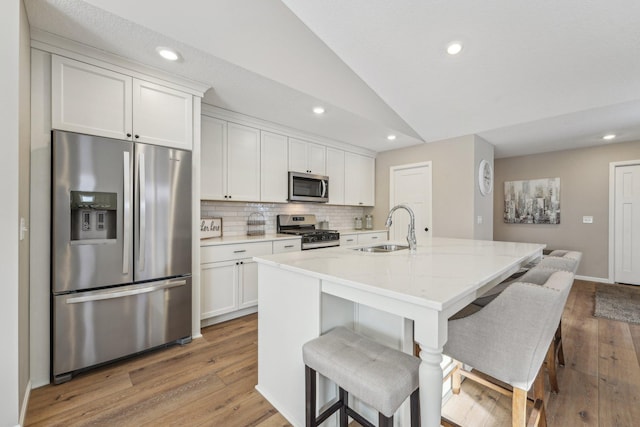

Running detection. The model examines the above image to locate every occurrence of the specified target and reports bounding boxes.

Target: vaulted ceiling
[25,0,640,157]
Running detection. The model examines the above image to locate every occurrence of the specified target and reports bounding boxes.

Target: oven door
[288,172,329,203]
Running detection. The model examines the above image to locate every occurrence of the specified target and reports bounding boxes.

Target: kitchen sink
[352,244,409,253]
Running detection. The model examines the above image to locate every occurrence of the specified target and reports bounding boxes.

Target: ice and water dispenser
[70,191,117,241]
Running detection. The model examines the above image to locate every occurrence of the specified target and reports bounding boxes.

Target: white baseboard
[576,274,613,284]
[201,306,258,328]
[19,380,31,426]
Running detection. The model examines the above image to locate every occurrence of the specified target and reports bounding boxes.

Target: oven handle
[65,279,187,304]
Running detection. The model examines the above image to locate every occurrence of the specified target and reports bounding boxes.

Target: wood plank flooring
[26,280,640,426]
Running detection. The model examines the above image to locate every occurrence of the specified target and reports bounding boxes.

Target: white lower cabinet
[200,238,300,325]
[201,260,237,318]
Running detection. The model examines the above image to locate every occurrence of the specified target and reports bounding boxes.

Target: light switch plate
[582,216,593,224]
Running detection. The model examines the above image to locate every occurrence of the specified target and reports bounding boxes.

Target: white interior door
[615,164,640,285]
[389,162,432,242]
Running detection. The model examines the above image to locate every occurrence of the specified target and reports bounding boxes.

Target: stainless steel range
[277,214,340,250]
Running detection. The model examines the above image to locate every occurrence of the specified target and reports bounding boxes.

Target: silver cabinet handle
[284,245,294,248]
[66,279,187,304]
[372,236,379,239]
[122,151,131,275]
[138,152,146,272]
[233,249,247,253]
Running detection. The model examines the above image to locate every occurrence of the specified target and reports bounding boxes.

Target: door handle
[122,151,131,275]
[138,152,146,271]
[66,279,187,304]
[321,180,327,198]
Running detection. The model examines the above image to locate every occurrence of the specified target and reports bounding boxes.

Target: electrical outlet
[582,216,593,224]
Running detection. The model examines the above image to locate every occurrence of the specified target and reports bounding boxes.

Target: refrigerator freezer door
[52,277,192,382]
[52,131,134,293]
[134,143,192,282]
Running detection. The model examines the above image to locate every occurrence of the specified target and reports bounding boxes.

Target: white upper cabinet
[52,55,132,141]
[260,131,289,203]
[344,152,375,206]
[132,79,193,149]
[201,116,260,202]
[201,116,227,200]
[52,55,193,149]
[326,147,345,205]
[227,122,261,201]
[288,138,326,175]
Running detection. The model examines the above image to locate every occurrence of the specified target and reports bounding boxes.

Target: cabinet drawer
[340,234,358,247]
[273,239,301,254]
[201,241,273,263]
[357,232,388,245]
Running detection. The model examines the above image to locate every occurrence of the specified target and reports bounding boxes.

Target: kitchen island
[254,237,545,427]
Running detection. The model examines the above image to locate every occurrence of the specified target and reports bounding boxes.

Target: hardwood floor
[26,280,639,426]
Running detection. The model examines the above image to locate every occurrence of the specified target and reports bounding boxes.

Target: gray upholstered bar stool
[445,271,575,427]
[303,326,420,427]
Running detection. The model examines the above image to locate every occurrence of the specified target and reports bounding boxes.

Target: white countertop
[253,237,545,311]
[200,233,301,246]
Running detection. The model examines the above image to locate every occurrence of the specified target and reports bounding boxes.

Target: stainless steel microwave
[288,171,329,203]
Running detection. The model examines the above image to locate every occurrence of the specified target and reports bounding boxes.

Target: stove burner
[277,214,340,250]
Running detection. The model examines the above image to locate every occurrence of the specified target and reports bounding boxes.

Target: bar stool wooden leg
[545,343,559,394]
[512,387,527,427]
[555,322,565,366]
[452,361,463,394]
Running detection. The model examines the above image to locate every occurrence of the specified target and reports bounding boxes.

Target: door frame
[608,159,640,283]
[389,161,433,239]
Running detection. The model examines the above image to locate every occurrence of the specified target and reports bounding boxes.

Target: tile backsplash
[201,201,367,236]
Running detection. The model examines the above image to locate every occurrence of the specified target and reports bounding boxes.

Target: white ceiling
[24,0,640,157]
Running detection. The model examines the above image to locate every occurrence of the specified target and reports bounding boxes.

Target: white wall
[473,135,494,240]
[0,0,22,424]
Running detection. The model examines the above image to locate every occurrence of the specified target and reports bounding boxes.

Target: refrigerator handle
[123,151,131,275]
[65,279,188,304]
[138,152,146,272]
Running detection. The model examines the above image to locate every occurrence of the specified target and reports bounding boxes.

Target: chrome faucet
[385,204,417,252]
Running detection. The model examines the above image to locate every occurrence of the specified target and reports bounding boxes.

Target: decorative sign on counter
[201,217,223,239]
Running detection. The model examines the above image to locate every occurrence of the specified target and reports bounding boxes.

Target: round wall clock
[478,159,493,196]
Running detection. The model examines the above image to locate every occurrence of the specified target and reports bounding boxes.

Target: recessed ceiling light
[447,42,463,55]
[387,134,397,141]
[156,47,180,61]
[602,134,616,140]
[313,107,325,115]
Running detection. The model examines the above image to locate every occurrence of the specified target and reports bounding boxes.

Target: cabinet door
[326,148,345,205]
[227,122,261,201]
[238,258,259,309]
[261,131,288,203]
[132,79,193,149]
[288,138,308,173]
[52,55,132,140]
[307,142,326,175]
[345,152,375,206]
[201,260,237,319]
[201,116,227,200]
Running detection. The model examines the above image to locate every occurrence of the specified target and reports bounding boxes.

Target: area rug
[594,283,640,324]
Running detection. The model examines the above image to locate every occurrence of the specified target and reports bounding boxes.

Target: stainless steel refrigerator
[51,130,192,384]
